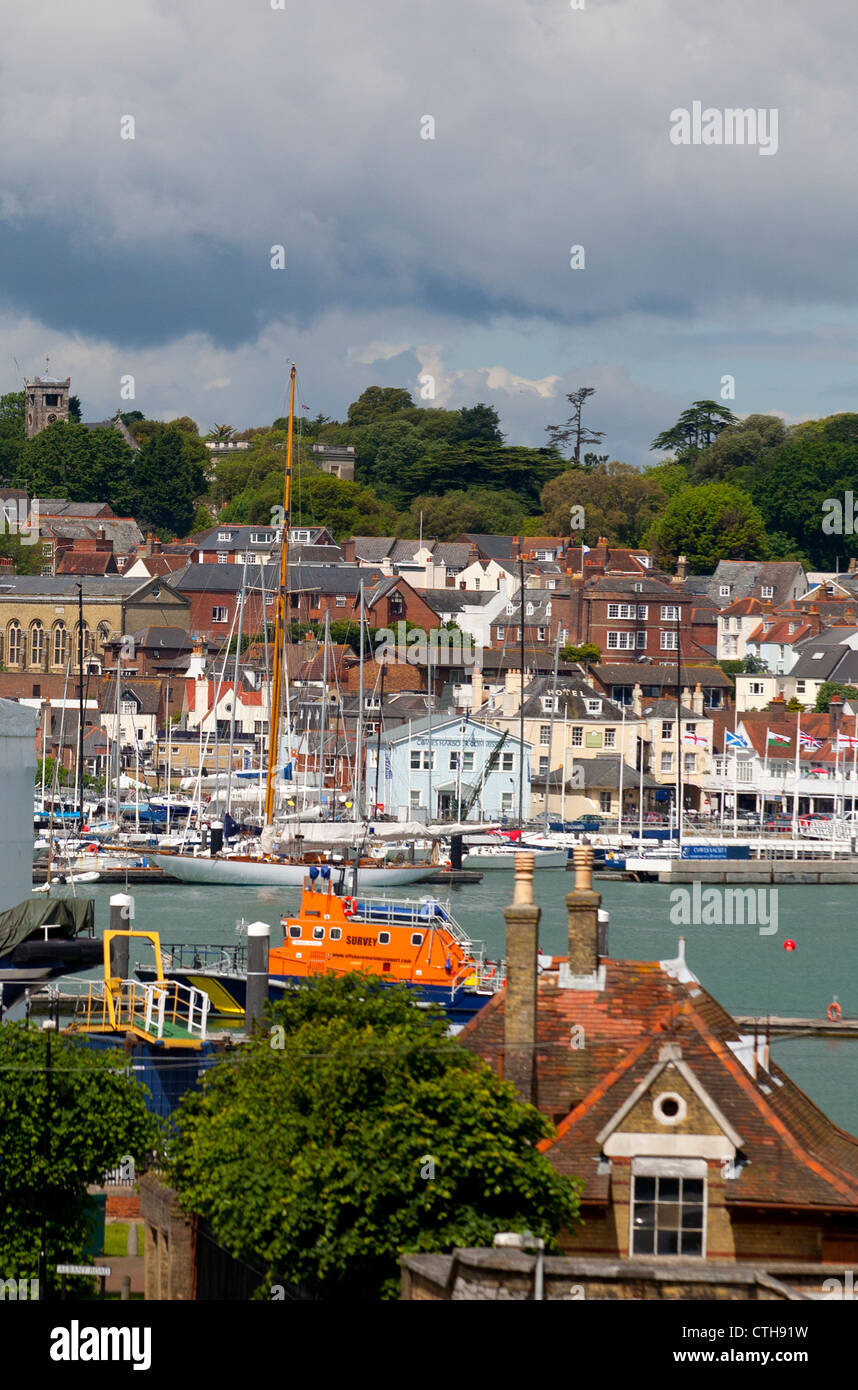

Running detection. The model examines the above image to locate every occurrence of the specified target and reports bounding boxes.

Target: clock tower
[24,358,71,437]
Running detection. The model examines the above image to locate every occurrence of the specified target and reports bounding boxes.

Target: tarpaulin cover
[0,897,95,959]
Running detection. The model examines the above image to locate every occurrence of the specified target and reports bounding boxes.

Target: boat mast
[318,610,330,814]
[544,627,561,831]
[354,579,364,822]
[76,582,85,830]
[225,556,248,824]
[518,552,525,828]
[264,363,296,827]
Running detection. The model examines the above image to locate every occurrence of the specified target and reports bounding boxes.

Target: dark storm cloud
[0,0,854,451]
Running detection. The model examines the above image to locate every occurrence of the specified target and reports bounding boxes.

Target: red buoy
[784,939,797,951]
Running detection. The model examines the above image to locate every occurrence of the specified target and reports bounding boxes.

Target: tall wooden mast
[264,363,296,826]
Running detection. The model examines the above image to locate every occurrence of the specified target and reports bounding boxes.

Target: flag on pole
[726,731,749,750]
[684,730,708,746]
[384,750,393,780]
[581,544,591,554]
[836,734,858,749]
[798,732,822,750]
[766,730,791,747]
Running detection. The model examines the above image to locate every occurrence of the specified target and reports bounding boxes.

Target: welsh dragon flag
[766,729,791,747]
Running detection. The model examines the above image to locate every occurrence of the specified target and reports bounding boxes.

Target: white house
[369,713,531,822]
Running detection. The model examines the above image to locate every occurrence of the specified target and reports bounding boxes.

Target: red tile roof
[461,953,858,1210]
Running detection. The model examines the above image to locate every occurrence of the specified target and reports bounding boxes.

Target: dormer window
[719,585,731,597]
[541,696,558,712]
[586,699,602,714]
[506,602,514,615]
[630,1159,706,1258]
[525,602,534,616]
[633,582,643,592]
[761,585,774,598]
[218,531,233,542]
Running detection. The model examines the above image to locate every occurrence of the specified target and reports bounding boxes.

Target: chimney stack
[566,846,602,974]
[676,554,689,582]
[829,695,845,741]
[503,852,540,1104]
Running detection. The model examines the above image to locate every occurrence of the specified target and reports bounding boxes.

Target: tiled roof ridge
[684,999,858,1203]
[536,1029,661,1155]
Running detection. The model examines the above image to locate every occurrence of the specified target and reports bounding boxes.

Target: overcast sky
[1,0,855,465]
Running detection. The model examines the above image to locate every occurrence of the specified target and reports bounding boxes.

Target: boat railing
[447,956,506,996]
[70,978,209,1042]
[350,896,475,949]
[160,943,246,974]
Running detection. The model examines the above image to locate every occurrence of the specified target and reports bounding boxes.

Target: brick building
[460,850,858,1266]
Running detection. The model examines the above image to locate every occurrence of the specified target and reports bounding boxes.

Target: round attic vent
[653,1091,687,1126]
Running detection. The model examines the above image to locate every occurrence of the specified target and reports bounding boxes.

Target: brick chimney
[829,695,845,741]
[675,554,689,582]
[512,535,521,560]
[145,531,155,557]
[503,852,540,1103]
[565,846,602,975]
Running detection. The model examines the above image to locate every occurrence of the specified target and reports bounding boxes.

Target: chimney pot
[566,845,602,974]
[503,851,541,1103]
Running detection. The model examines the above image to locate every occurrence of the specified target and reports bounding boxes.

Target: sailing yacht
[153,364,435,890]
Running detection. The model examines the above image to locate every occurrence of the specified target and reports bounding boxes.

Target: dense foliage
[167,975,581,1300]
[0,1025,159,1280]
[2,377,854,569]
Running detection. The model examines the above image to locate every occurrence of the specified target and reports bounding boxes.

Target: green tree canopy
[167,975,581,1300]
[120,425,208,537]
[0,1024,159,1280]
[402,487,528,540]
[347,386,415,426]
[691,413,786,484]
[746,416,858,569]
[651,400,737,463]
[815,681,858,713]
[450,402,504,445]
[644,482,769,572]
[17,421,136,507]
[541,460,666,546]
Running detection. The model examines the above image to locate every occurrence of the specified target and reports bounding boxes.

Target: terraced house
[0,576,190,696]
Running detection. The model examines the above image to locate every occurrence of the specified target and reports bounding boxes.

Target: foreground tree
[168,976,581,1300]
[0,1025,159,1280]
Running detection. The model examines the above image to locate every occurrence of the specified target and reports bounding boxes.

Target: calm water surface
[34,873,858,1132]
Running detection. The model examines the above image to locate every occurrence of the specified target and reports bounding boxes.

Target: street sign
[56,1264,111,1277]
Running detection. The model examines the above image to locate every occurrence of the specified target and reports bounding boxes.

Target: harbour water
[29,873,858,1133]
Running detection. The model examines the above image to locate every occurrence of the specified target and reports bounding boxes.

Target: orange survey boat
[143,865,505,1027]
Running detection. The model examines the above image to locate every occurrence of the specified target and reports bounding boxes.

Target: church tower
[24,359,70,438]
